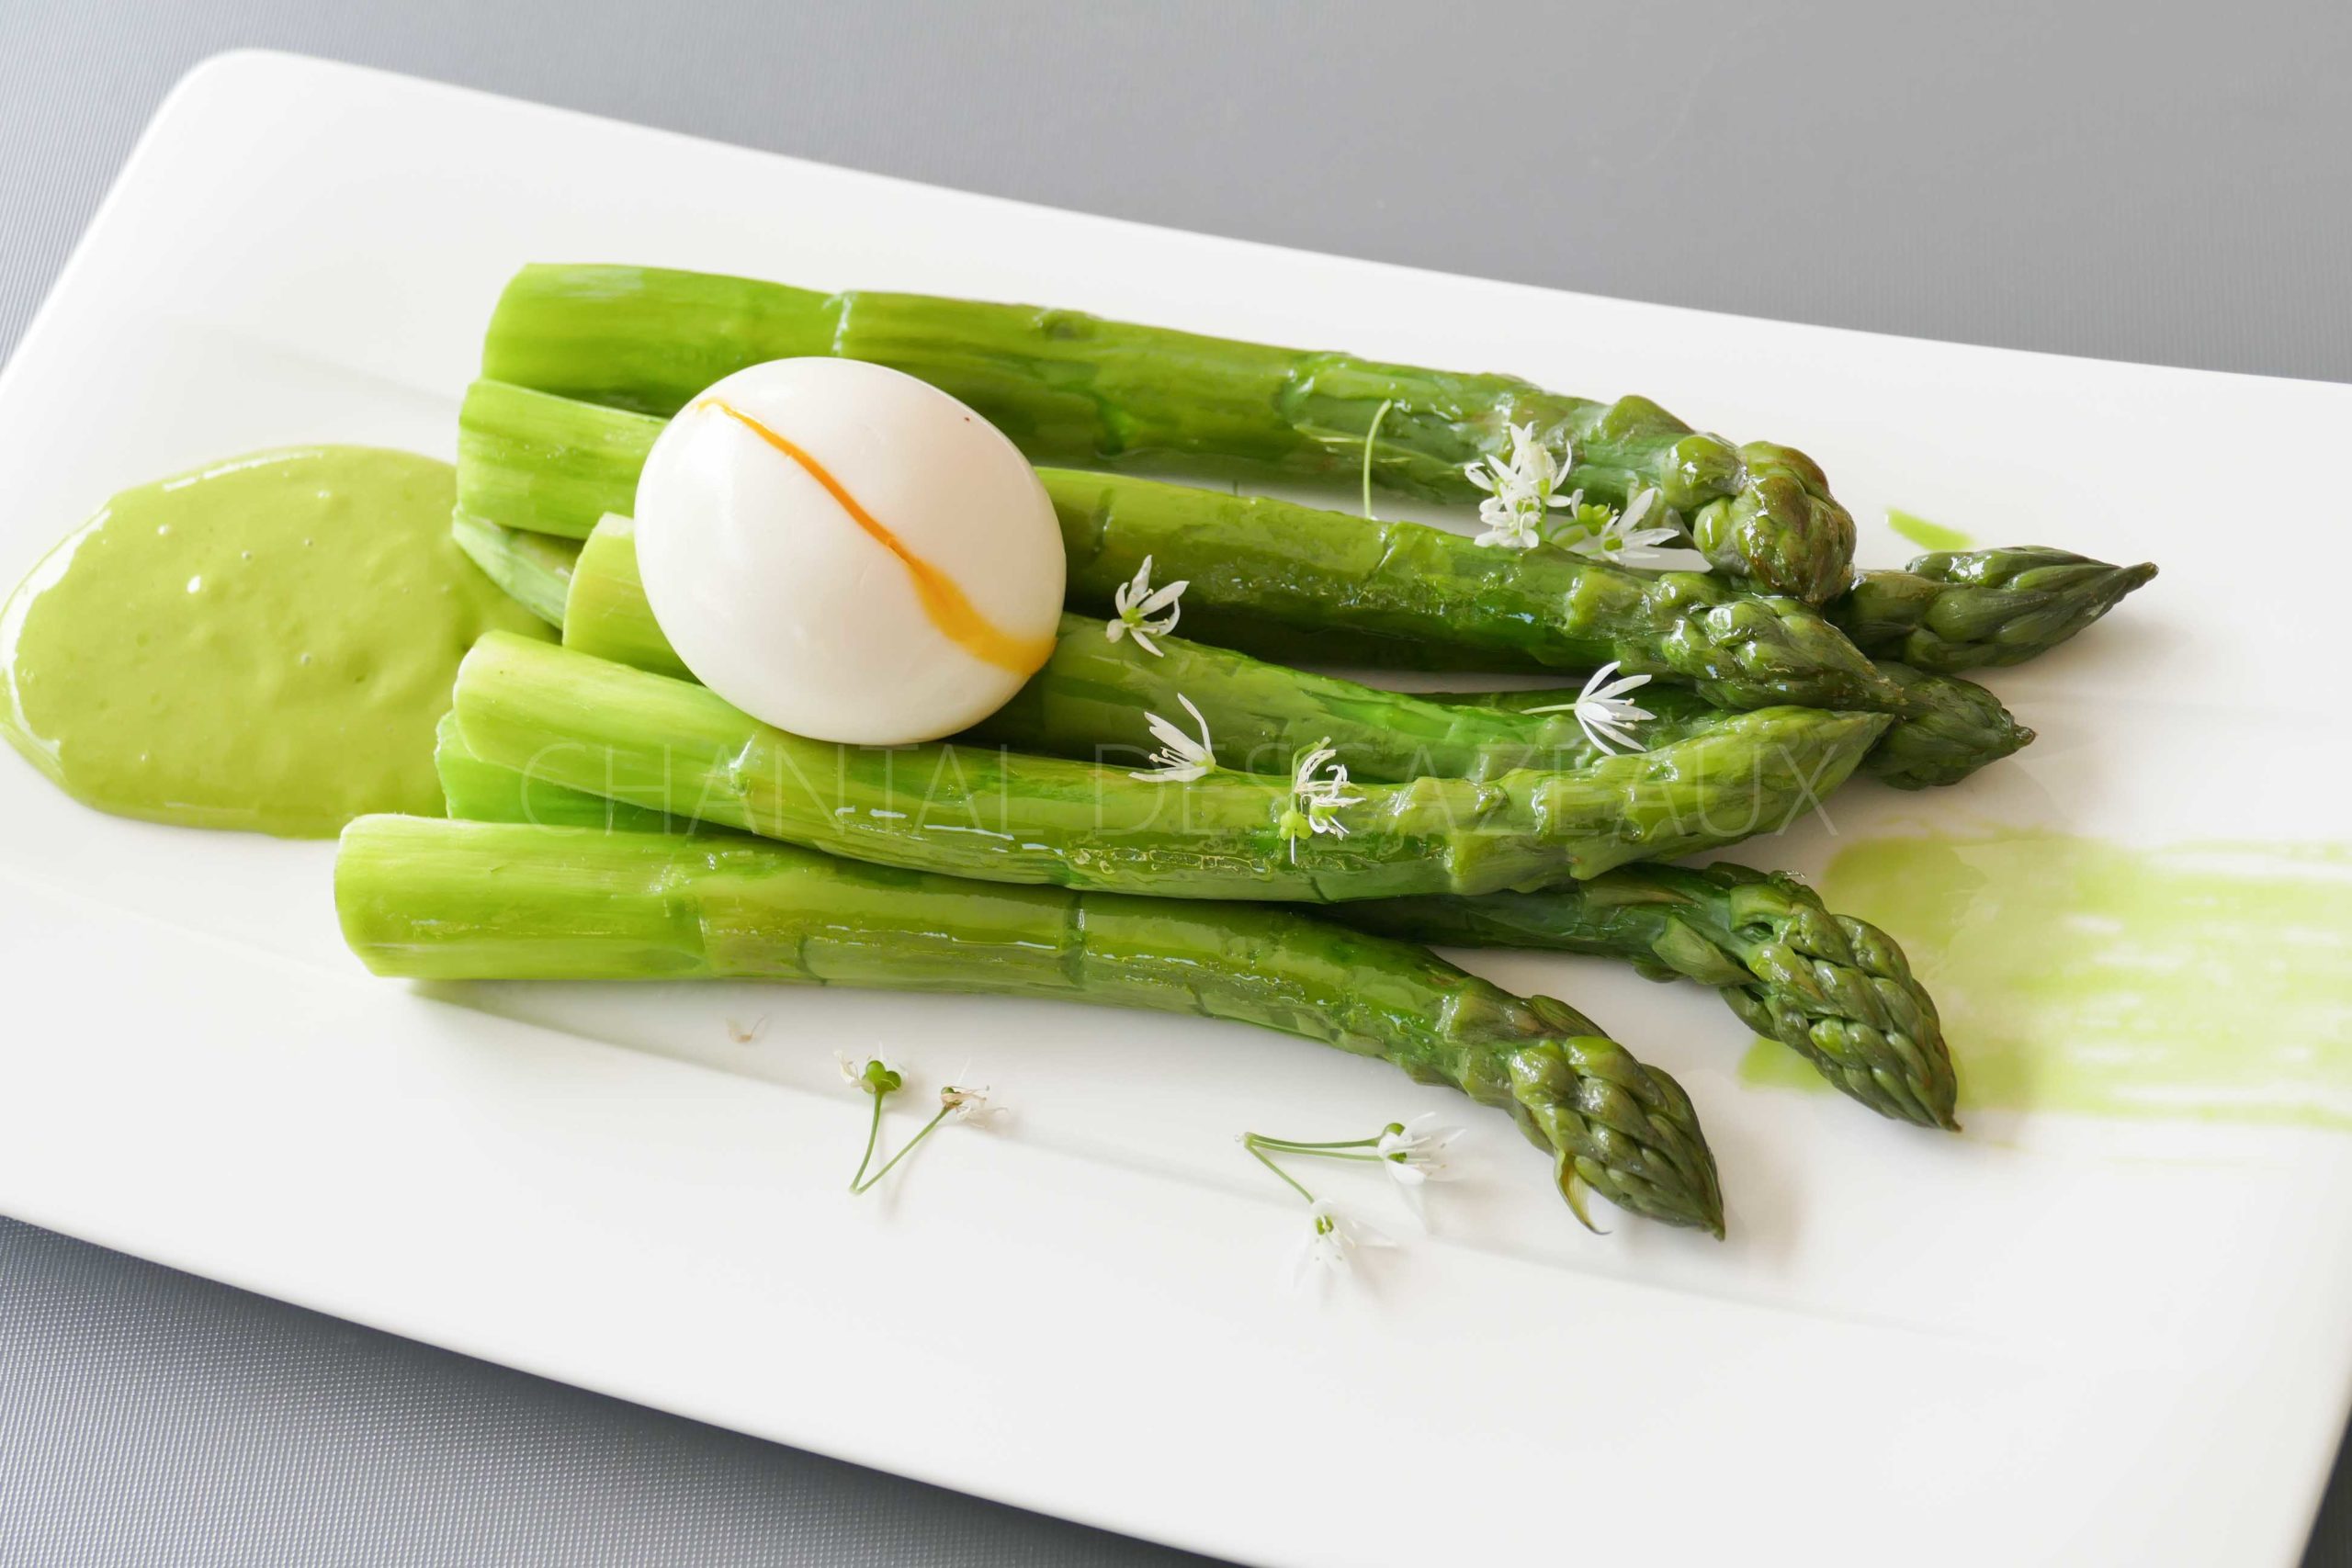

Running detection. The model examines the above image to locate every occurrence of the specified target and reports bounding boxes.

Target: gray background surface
[0,2,2344,1562]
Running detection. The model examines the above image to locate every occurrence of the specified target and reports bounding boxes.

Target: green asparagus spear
[1046,472,1895,708]
[1847,662,2033,788]
[980,644,2027,790]
[452,632,1888,900]
[457,378,658,543]
[450,511,578,627]
[337,815,1725,1233]
[481,265,1857,602]
[455,380,1897,713]
[434,709,674,831]
[561,516,691,681]
[1333,863,1958,1129]
[1435,665,2030,792]
[1831,547,2157,672]
[457,382,652,537]
[548,512,2020,790]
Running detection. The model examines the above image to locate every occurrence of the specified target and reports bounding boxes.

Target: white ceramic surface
[0,51,2346,1568]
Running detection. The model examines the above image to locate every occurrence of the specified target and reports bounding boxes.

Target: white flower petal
[1579,723,1635,754]
[1143,711,1192,753]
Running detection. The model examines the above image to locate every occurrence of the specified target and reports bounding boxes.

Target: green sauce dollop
[0,446,551,837]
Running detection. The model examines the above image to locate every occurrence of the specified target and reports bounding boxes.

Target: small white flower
[1107,554,1188,657]
[1527,660,1655,756]
[835,1050,904,1094]
[1375,1113,1465,1220]
[1464,423,1576,550]
[1374,1113,1463,1183]
[1557,486,1682,567]
[1279,738,1364,863]
[1291,1199,1394,1291]
[940,1083,1005,1127]
[1131,694,1216,781]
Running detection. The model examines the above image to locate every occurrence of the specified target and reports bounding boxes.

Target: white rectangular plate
[2,51,2347,1568]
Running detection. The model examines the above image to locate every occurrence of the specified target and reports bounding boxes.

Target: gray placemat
[0,3,2345,1563]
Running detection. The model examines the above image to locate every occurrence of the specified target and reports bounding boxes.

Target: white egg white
[633,358,1066,745]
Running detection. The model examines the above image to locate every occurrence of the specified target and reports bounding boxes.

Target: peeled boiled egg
[633,358,1066,744]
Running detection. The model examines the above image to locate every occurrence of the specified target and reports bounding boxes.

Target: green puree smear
[0,446,550,837]
[1742,833,2352,1128]
[1885,508,1974,552]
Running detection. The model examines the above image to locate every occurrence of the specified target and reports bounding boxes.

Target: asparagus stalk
[556,513,2023,790]
[562,516,690,681]
[450,512,578,627]
[457,380,1897,713]
[1831,547,2157,672]
[1046,471,1894,708]
[451,632,1889,900]
[1435,666,2030,791]
[458,381,654,538]
[481,265,1857,602]
[1334,863,1959,1129]
[457,378,658,542]
[337,815,1725,1234]
[434,710,674,832]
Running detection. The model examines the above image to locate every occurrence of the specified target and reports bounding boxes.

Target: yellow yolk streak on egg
[696,399,1056,676]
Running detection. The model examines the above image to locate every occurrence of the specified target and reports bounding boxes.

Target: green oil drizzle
[1741,833,2352,1128]
[1886,508,1974,552]
[0,446,551,837]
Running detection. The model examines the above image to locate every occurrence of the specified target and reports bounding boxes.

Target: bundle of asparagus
[454,512,2030,791]
[481,266,1859,602]
[427,714,1958,1132]
[448,631,1889,900]
[341,265,2160,1237]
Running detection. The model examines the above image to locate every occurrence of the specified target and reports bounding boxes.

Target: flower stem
[1244,1137,1317,1205]
[852,1104,954,1195]
[1245,1134,1379,1152]
[849,1089,890,1190]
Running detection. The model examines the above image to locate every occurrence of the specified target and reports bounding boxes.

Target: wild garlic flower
[1106,554,1187,656]
[1375,1113,1464,1220]
[1558,486,1680,566]
[1278,739,1363,863]
[836,1051,905,1094]
[1528,661,1655,756]
[1464,423,1576,550]
[1375,1114,1462,1183]
[1292,1199,1394,1291]
[1132,694,1216,782]
[940,1082,1005,1127]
